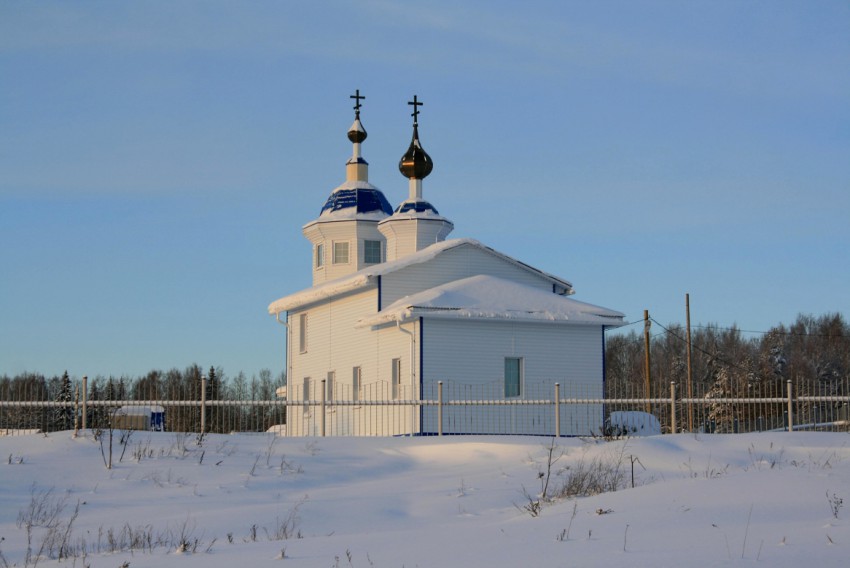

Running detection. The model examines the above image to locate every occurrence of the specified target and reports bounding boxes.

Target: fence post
[786,379,793,432]
[669,381,676,434]
[437,381,443,436]
[201,377,207,434]
[554,383,561,438]
[320,378,326,437]
[643,310,652,413]
[82,376,88,432]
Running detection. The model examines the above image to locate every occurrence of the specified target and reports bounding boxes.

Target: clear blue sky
[2,1,848,380]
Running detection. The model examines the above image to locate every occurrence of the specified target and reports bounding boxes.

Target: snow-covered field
[1,431,849,567]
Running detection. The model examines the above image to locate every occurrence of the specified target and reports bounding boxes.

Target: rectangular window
[391,358,402,399]
[326,371,334,401]
[315,243,324,268]
[364,240,382,264]
[299,313,308,353]
[504,357,522,398]
[333,241,350,264]
[352,366,361,402]
[302,377,310,411]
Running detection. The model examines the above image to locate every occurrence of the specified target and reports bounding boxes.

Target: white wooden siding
[381,218,452,261]
[304,219,387,284]
[420,319,605,435]
[422,319,603,385]
[287,288,418,436]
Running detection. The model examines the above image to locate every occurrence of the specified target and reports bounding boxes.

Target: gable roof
[267,238,574,315]
[355,275,625,328]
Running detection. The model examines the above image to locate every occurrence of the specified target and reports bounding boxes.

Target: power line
[615,320,845,340]
[650,318,769,381]
[690,324,846,340]
[604,318,645,334]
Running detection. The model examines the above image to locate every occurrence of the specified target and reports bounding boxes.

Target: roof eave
[268,237,580,316]
[357,308,625,329]
[268,274,374,315]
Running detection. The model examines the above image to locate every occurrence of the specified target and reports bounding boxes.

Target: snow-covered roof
[315,180,393,220]
[267,238,575,315]
[355,275,625,328]
[114,406,165,415]
[393,199,441,215]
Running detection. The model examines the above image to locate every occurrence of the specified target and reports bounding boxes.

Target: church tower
[302,91,394,284]
[379,95,454,261]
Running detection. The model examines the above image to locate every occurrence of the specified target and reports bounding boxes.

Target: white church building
[268,93,624,436]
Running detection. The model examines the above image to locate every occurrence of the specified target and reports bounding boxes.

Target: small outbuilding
[111,406,165,431]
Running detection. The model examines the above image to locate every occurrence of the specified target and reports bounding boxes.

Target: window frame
[326,371,334,402]
[504,357,522,398]
[352,366,361,402]
[315,243,325,269]
[302,377,311,413]
[363,239,382,264]
[332,241,350,264]
[391,358,402,400]
[299,313,308,353]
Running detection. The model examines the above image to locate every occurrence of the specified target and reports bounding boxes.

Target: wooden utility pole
[686,294,694,432]
[643,309,652,413]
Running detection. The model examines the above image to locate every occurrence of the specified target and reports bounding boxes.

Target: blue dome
[320,187,394,216]
[395,200,440,215]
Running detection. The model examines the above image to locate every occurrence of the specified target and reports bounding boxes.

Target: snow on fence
[1,377,849,437]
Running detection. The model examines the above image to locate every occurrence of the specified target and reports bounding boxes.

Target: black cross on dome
[408,95,423,126]
[350,89,365,117]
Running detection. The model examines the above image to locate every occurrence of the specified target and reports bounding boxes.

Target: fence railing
[2,377,849,437]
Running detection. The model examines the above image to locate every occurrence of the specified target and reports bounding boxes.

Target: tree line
[605,312,850,431]
[0,365,286,434]
[3,313,847,434]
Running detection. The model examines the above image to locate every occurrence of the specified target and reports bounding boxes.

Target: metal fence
[2,376,849,437]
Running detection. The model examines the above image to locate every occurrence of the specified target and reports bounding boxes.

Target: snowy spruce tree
[53,370,73,431]
[705,366,736,433]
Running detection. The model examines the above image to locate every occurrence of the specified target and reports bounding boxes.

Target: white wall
[287,288,418,436]
[420,318,605,435]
